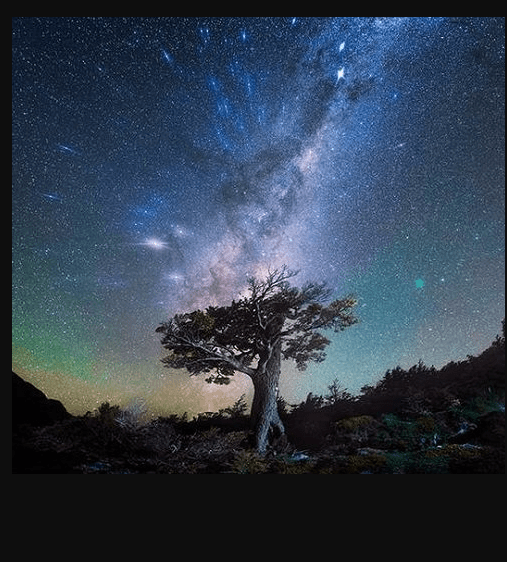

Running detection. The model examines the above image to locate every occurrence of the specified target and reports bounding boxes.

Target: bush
[335,415,375,432]
[115,398,149,429]
[383,451,448,474]
[346,452,387,474]
[376,413,436,452]
[94,402,121,426]
[229,450,268,474]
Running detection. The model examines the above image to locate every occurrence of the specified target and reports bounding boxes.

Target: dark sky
[12,17,505,415]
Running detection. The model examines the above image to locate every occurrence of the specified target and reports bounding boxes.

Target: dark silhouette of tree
[156,266,358,454]
[325,378,353,405]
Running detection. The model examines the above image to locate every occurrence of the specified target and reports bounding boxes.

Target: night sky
[12,17,505,416]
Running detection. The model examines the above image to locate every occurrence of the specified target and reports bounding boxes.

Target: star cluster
[12,18,505,414]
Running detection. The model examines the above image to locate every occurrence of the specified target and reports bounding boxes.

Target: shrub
[270,455,316,474]
[377,413,436,451]
[335,415,375,432]
[448,446,505,474]
[415,415,436,433]
[115,398,149,429]
[230,450,268,474]
[347,453,387,474]
[383,450,449,474]
[220,394,248,418]
[95,402,121,426]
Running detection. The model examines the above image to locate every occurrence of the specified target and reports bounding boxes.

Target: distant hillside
[12,372,71,428]
[357,329,505,414]
[283,327,505,452]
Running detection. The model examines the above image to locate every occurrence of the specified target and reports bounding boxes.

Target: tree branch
[166,332,257,378]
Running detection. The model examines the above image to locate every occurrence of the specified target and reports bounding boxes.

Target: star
[42,193,62,202]
[12,17,505,418]
[161,49,174,67]
[142,238,169,250]
[57,144,79,155]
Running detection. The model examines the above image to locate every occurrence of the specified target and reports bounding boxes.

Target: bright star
[161,49,174,66]
[143,238,168,250]
[336,67,345,83]
[163,271,185,283]
[57,144,79,155]
[42,192,62,202]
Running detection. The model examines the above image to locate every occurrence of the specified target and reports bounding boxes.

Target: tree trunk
[250,342,285,454]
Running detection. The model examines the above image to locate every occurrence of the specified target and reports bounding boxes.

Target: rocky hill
[12,372,71,428]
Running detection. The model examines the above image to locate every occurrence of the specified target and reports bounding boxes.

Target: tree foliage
[156,266,359,384]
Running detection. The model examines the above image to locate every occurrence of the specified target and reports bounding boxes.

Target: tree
[156,266,358,454]
[325,378,353,405]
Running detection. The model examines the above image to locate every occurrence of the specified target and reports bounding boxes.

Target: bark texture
[250,342,285,454]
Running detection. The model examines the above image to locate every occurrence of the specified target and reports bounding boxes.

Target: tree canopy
[156,266,358,384]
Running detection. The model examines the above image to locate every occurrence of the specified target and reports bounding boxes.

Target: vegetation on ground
[12,323,505,473]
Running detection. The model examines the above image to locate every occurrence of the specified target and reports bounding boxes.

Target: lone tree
[156,266,358,454]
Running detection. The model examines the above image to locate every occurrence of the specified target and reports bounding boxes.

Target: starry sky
[12,17,505,416]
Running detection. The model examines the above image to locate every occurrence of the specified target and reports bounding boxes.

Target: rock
[12,372,71,427]
[448,421,478,443]
[357,447,386,456]
[290,452,310,462]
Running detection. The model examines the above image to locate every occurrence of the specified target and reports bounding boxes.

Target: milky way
[12,18,505,415]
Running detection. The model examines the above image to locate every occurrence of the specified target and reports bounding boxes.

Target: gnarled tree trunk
[250,341,285,454]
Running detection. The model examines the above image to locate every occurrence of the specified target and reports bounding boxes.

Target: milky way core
[12,17,505,415]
